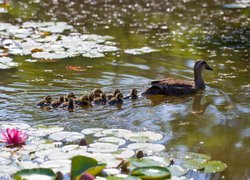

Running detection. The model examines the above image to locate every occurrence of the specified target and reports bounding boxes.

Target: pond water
[0,0,249,179]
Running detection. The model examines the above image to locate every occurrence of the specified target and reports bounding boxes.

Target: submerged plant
[1,128,28,146]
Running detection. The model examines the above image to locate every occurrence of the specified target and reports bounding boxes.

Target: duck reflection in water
[146,92,210,115]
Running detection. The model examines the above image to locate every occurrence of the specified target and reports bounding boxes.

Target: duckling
[93,88,103,98]
[77,95,92,107]
[124,88,138,100]
[93,93,107,105]
[36,95,52,107]
[142,60,213,96]
[65,92,76,99]
[68,99,75,112]
[106,89,121,100]
[51,96,64,108]
[108,93,123,105]
[88,93,94,102]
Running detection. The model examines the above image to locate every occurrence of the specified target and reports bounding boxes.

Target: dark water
[0,0,249,179]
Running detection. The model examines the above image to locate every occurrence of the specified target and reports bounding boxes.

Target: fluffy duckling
[124,88,138,100]
[93,93,107,105]
[93,88,103,98]
[66,92,76,99]
[77,95,92,107]
[37,95,52,107]
[68,99,75,112]
[108,93,123,105]
[142,60,213,95]
[88,93,94,102]
[51,96,64,108]
[107,89,121,100]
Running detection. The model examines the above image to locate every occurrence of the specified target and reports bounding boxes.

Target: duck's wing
[145,78,195,95]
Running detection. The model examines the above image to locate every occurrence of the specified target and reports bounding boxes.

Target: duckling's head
[195,60,213,71]
[131,88,138,96]
[88,93,94,101]
[67,92,76,99]
[101,93,107,100]
[59,96,64,102]
[114,89,121,95]
[81,95,89,102]
[44,95,52,102]
[93,88,103,97]
[116,93,123,100]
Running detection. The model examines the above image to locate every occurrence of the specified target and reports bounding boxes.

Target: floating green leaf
[13,168,55,180]
[71,155,97,179]
[130,158,165,168]
[131,166,171,179]
[85,163,106,176]
[169,151,211,161]
[182,159,206,171]
[168,165,188,177]
[203,161,227,173]
[107,176,141,180]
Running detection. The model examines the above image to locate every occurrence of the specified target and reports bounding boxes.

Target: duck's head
[131,88,138,96]
[67,92,76,99]
[195,60,213,71]
[44,95,52,102]
[93,88,103,97]
[116,93,123,100]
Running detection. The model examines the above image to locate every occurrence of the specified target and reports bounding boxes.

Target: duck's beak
[205,64,213,71]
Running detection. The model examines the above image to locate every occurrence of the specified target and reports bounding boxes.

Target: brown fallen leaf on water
[31,48,43,53]
[66,65,87,72]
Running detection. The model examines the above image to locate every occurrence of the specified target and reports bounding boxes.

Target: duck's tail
[141,86,164,96]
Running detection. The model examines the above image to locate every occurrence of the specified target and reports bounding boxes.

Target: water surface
[0,0,249,179]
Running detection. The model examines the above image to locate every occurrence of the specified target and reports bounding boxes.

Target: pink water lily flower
[1,128,28,146]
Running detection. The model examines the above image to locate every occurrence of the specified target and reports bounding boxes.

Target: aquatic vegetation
[0,123,227,179]
[0,57,18,69]
[1,128,28,146]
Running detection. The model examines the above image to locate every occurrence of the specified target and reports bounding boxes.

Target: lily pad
[203,161,227,173]
[181,159,206,171]
[123,131,163,142]
[88,143,119,153]
[131,166,171,179]
[1,123,30,130]
[97,137,126,146]
[100,129,133,138]
[168,165,188,177]
[168,151,211,161]
[127,143,165,154]
[113,148,135,159]
[32,52,69,59]
[13,168,55,180]
[130,158,165,168]
[81,128,104,135]
[124,47,158,55]
[49,131,85,142]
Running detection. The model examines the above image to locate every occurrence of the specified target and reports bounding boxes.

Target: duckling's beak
[205,64,213,71]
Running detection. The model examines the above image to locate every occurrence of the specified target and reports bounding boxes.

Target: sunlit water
[0,0,249,179]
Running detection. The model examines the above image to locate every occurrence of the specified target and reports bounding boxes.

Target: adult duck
[142,60,213,95]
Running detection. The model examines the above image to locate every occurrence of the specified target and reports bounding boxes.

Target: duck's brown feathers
[147,78,196,95]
